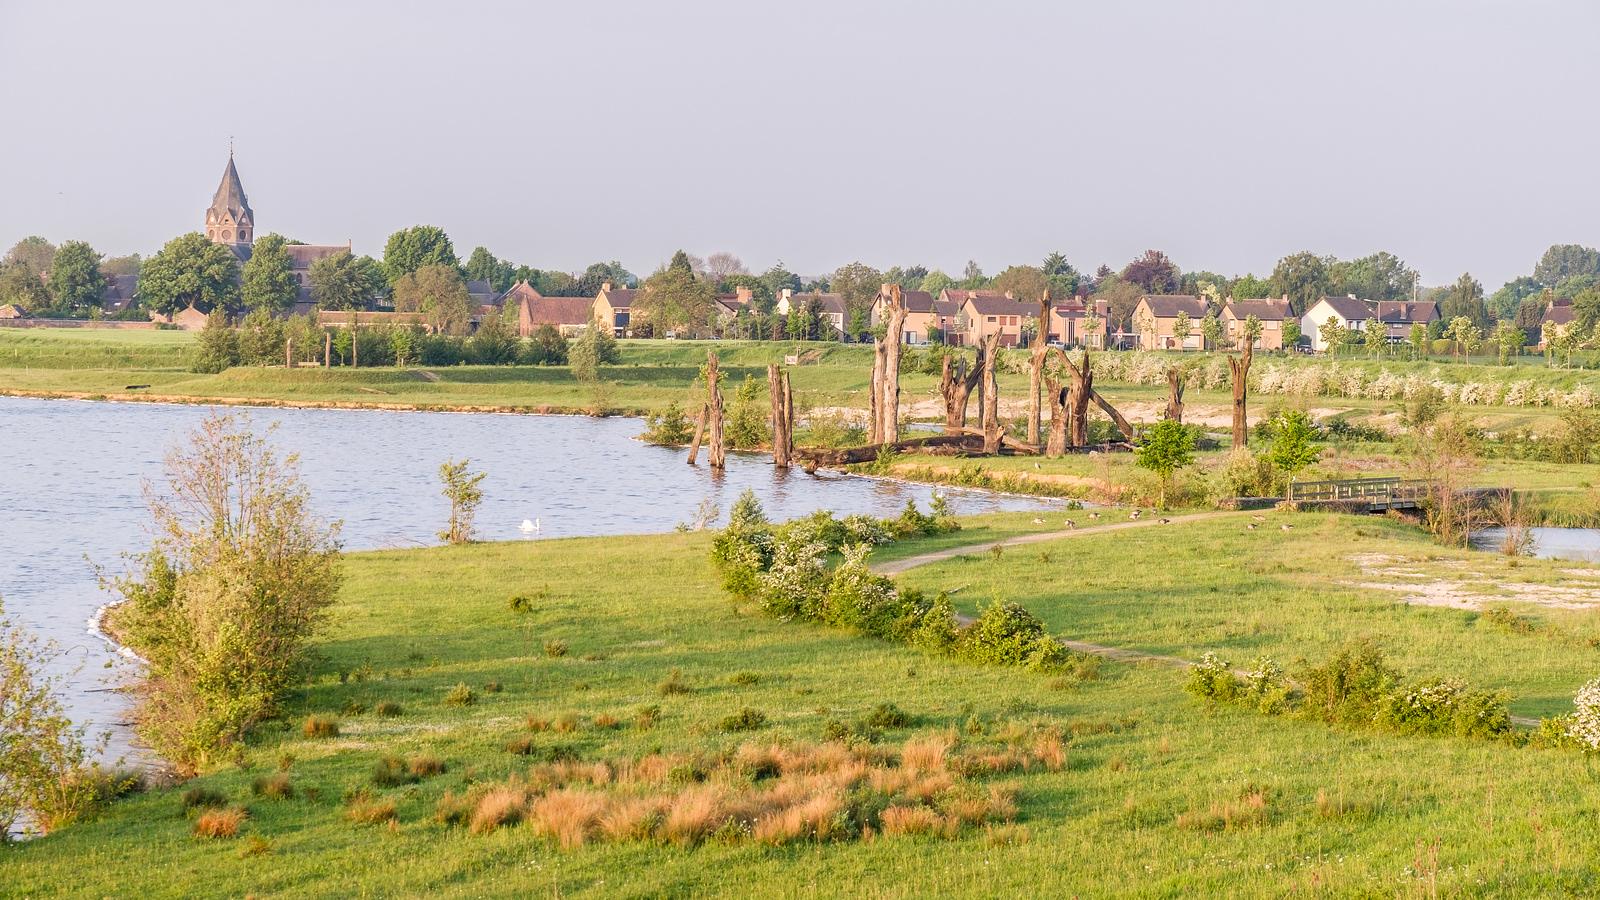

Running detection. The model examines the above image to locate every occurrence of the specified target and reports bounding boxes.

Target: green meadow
[6,511,1600,897]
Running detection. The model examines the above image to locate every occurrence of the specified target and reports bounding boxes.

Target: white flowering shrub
[1184,652,1239,703]
[1566,677,1600,751]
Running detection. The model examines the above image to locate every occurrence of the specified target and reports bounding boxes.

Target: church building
[205,153,351,312]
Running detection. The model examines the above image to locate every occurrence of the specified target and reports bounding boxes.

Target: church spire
[205,152,254,246]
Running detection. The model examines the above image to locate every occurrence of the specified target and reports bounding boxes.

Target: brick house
[592,282,638,337]
[1221,297,1294,350]
[868,286,939,343]
[505,281,593,337]
[1131,295,1209,350]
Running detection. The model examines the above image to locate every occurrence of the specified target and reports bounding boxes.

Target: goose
[1088,511,1100,520]
[1065,520,1077,529]
[1280,524,1294,531]
[519,519,536,533]
[1246,523,1259,531]
[1158,517,1172,525]
[1032,517,1046,525]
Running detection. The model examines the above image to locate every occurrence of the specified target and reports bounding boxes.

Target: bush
[1240,657,1290,714]
[374,701,403,718]
[1185,652,1240,703]
[720,708,768,732]
[641,402,695,446]
[302,716,339,738]
[862,702,913,729]
[371,755,419,787]
[960,601,1048,666]
[251,772,293,799]
[1373,676,1511,738]
[658,670,692,696]
[181,787,228,812]
[544,640,569,658]
[1564,677,1600,751]
[1298,640,1400,725]
[345,795,398,825]
[445,683,477,707]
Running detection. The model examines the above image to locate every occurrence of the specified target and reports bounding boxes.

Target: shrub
[193,806,248,839]
[371,755,419,787]
[1373,676,1511,738]
[251,772,293,799]
[181,787,228,812]
[960,601,1048,666]
[863,702,913,729]
[1240,657,1290,714]
[1564,677,1600,751]
[658,670,692,696]
[1298,640,1400,724]
[720,708,768,732]
[346,795,398,825]
[1185,652,1240,703]
[635,705,662,730]
[508,594,536,614]
[408,755,446,778]
[445,683,477,707]
[374,701,403,718]
[913,593,960,653]
[544,640,569,659]
[302,716,339,739]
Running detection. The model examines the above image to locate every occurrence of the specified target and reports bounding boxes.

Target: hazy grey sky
[2,0,1596,287]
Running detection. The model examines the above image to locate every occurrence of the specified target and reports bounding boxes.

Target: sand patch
[1345,553,1600,610]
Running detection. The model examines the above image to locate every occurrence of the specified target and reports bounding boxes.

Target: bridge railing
[1289,477,1431,505]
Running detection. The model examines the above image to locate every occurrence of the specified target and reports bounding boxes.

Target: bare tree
[877,285,908,444]
[706,351,726,469]
[1027,292,1052,445]
[705,252,748,283]
[1227,315,1263,448]
[979,332,1002,453]
[939,351,982,435]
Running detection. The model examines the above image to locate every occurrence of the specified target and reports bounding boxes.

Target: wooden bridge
[1289,477,1431,511]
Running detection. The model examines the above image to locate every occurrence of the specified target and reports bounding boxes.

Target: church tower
[205,151,254,248]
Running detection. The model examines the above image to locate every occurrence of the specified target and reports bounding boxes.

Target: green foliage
[1135,418,1195,509]
[393,265,471,335]
[110,416,342,773]
[641,401,695,446]
[309,251,386,310]
[1184,652,1239,704]
[719,708,768,732]
[382,226,458,285]
[959,601,1047,666]
[46,240,106,316]
[239,234,299,314]
[444,683,476,707]
[438,459,486,544]
[570,320,620,383]
[1298,640,1401,726]
[191,309,240,373]
[139,232,241,315]
[724,375,771,449]
[1267,410,1320,477]
[468,312,517,365]
[634,260,716,337]
[519,324,568,365]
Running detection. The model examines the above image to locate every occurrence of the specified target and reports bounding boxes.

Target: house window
[986,316,996,323]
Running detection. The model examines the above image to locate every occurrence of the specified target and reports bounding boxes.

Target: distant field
[7,512,1600,895]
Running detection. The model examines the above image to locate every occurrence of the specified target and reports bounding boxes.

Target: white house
[1301,295,1374,352]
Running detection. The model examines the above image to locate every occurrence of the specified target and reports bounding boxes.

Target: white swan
[519,519,536,533]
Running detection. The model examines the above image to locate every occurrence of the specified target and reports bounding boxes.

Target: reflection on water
[1471,527,1600,562]
[0,396,1052,760]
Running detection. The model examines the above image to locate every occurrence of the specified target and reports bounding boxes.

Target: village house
[1046,297,1109,348]
[150,304,211,330]
[503,281,594,337]
[775,289,848,337]
[868,286,939,344]
[1221,297,1294,350]
[1538,298,1574,348]
[1375,300,1440,341]
[1131,295,1209,350]
[0,303,29,319]
[1301,295,1376,352]
[937,289,1036,347]
[592,282,638,337]
[100,274,140,316]
[714,287,756,323]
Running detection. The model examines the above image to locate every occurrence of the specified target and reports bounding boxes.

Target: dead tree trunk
[868,339,886,443]
[768,363,792,470]
[1027,292,1051,445]
[285,338,293,369]
[707,352,726,469]
[781,372,793,463]
[1062,346,1093,447]
[940,352,982,435]
[879,286,908,444]
[323,331,331,368]
[686,402,708,465]
[1091,390,1136,441]
[1045,375,1068,456]
[980,333,1002,454]
[1228,343,1253,449]
[1165,366,1185,423]
[352,330,358,368]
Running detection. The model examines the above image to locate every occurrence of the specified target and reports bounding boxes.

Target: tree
[100,254,141,278]
[0,262,48,311]
[992,265,1050,306]
[469,311,517,364]
[830,262,884,339]
[239,233,298,314]
[1283,321,1302,348]
[1362,315,1386,357]
[1439,273,1488,329]
[960,259,987,288]
[308,251,386,310]
[1269,410,1321,479]
[1493,319,1526,365]
[236,307,285,366]
[1318,317,1347,357]
[570,317,619,382]
[1408,323,1428,360]
[1230,273,1272,300]
[138,233,241,314]
[759,262,802,305]
[464,246,516,293]
[382,225,457,284]
[45,240,105,316]
[1533,244,1600,287]
[192,309,240,373]
[1,598,100,838]
[1172,311,1192,350]
[3,236,56,276]
[1041,251,1079,296]
[1574,288,1600,334]
[1120,250,1180,294]
[1094,276,1144,334]
[1200,314,1224,350]
[1331,251,1414,301]
[576,260,635,295]
[1490,276,1543,321]
[1444,316,1482,359]
[1135,418,1194,509]
[109,414,342,773]
[393,264,471,334]
[919,270,956,296]
[704,252,747,285]
[634,260,715,336]
[1269,252,1332,315]
[438,459,487,544]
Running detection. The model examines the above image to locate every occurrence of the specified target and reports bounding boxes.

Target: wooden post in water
[286,337,293,369]
[323,331,331,367]
[980,332,1001,454]
[707,351,726,469]
[867,339,884,444]
[351,328,358,368]
[879,285,907,444]
[768,363,792,470]
[686,403,708,465]
[782,372,793,466]
[1027,292,1051,445]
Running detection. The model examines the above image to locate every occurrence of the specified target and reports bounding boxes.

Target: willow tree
[1027,292,1052,445]
[871,285,909,445]
[939,349,983,434]
[1228,315,1263,448]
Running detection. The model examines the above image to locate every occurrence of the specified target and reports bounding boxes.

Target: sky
[1,0,1596,289]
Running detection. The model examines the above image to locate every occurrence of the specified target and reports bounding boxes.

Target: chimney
[1003,291,1015,300]
[780,288,793,301]
[602,282,613,293]
[735,286,753,302]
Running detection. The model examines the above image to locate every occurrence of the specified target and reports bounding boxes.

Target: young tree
[1,598,100,838]
[1406,414,1480,546]
[1444,316,1482,359]
[1362,315,1386,357]
[1408,323,1428,360]
[110,414,342,773]
[139,233,241,314]
[0,261,50,311]
[393,264,471,334]
[239,233,299,314]
[192,308,240,373]
[45,240,106,316]
[1283,320,1302,349]
[1172,311,1192,350]
[1200,313,1223,351]
[1268,410,1321,480]
[438,459,487,544]
[382,225,457,285]
[1493,319,1526,365]
[1318,317,1346,356]
[309,250,385,310]
[634,258,715,336]
[1135,418,1195,509]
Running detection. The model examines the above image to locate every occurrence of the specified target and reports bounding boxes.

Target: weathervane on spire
[229,135,234,158]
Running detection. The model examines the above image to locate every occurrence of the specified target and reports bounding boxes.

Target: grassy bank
[6,512,1600,896]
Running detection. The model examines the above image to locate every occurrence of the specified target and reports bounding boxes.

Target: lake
[0,396,1052,762]
[1471,526,1600,562]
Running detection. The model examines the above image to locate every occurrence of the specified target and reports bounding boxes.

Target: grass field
[6,511,1600,896]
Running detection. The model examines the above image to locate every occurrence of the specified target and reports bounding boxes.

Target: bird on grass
[1034,462,1041,470]
[1158,517,1172,525]
[1065,520,1077,529]
[1280,524,1294,531]
[1246,523,1259,531]
[1251,515,1267,522]
[1032,517,1046,525]
[1088,511,1100,520]
[1130,509,1143,520]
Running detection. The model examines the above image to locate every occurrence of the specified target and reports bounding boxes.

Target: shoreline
[0,386,639,418]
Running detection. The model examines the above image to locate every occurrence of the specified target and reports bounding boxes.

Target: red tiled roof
[521,294,594,327]
[599,288,637,309]
[964,293,1037,316]
[1224,298,1293,321]
[1138,295,1208,318]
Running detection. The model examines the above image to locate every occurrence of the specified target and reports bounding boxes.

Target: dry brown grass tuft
[1031,730,1066,771]
[302,716,339,738]
[470,784,531,834]
[752,791,844,845]
[434,791,474,827]
[1177,790,1269,831]
[193,806,248,839]
[598,796,669,842]
[408,754,446,778]
[662,784,728,846]
[525,715,550,731]
[880,804,945,838]
[900,733,955,772]
[592,713,619,729]
[346,795,398,825]
[553,713,581,733]
[528,788,608,848]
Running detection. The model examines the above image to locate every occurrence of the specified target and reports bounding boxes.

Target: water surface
[0,396,1050,761]
[1471,526,1600,562]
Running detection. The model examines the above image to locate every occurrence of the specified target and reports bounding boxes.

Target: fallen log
[795,433,977,467]
[1090,389,1136,441]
